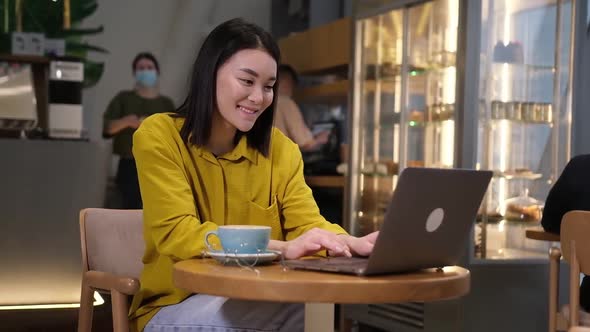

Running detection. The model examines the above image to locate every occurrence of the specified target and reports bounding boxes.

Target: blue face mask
[135,69,158,87]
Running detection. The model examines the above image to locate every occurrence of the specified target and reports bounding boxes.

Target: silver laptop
[285,167,492,276]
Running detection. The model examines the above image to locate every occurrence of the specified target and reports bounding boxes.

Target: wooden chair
[78,208,144,332]
[526,227,566,331]
[570,327,590,332]
[546,211,590,332]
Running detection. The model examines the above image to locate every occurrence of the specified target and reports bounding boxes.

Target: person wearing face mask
[102,52,175,209]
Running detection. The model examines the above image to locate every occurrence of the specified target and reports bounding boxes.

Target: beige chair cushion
[83,209,144,278]
[570,327,590,332]
[563,304,590,326]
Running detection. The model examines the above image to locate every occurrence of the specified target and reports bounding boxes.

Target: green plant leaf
[52,26,104,38]
[1,0,106,89]
[70,0,99,24]
[66,41,109,55]
[83,60,104,88]
[73,4,99,24]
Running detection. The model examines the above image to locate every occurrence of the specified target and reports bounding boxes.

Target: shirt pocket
[247,195,283,240]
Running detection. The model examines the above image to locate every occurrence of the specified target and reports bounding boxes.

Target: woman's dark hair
[175,18,280,157]
[132,52,160,73]
[278,64,299,85]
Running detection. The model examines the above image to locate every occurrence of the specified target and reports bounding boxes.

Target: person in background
[274,64,330,151]
[102,52,175,209]
[129,18,378,332]
[541,154,590,321]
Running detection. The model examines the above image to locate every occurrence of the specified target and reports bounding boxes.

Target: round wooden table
[525,227,560,242]
[173,259,470,332]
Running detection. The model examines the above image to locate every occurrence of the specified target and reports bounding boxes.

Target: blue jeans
[144,294,304,332]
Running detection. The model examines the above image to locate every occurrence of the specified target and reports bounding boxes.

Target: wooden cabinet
[278,17,351,75]
[293,80,349,104]
[278,17,352,105]
[278,18,352,189]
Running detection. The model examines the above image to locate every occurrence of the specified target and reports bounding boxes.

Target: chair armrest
[525,229,560,242]
[84,270,140,295]
[569,327,590,332]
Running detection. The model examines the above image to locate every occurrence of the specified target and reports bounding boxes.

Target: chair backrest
[560,210,590,327]
[561,210,590,276]
[80,208,144,279]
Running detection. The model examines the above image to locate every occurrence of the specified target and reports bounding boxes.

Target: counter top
[304,175,345,188]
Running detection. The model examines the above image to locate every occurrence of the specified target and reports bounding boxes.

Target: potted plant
[0,0,107,87]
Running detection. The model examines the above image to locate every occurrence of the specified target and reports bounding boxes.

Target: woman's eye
[240,79,254,85]
[264,85,274,91]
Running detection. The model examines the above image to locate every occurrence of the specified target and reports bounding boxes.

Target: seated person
[541,154,590,317]
[274,64,330,151]
[129,18,378,332]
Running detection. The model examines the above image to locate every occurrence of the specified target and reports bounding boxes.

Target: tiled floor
[0,296,387,332]
[0,295,113,332]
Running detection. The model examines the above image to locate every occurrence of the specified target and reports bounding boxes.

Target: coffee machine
[48,58,84,139]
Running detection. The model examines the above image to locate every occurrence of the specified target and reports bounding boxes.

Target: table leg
[305,303,334,332]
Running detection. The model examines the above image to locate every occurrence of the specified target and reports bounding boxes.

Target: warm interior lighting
[440,119,455,167]
[416,3,432,36]
[443,66,456,103]
[445,0,459,53]
[497,120,509,209]
[0,292,104,310]
[502,1,511,45]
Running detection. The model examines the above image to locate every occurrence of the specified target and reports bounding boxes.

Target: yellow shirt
[129,113,346,331]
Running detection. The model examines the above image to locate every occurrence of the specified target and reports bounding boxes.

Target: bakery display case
[345,3,462,330]
[348,0,576,259]
[348,0,459,237]
[346,0,584,330]
[475,0,574,259]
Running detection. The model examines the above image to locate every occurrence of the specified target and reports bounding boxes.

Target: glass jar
[500,188,544,223]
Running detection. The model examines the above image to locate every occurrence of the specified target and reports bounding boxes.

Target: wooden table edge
[173,259,470,304]
[525,229,560,242]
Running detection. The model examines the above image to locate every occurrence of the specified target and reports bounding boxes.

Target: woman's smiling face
[214,48,277,132]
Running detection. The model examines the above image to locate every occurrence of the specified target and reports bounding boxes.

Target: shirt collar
[197,134,258,165]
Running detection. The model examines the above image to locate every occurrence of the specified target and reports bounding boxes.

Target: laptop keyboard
[285,257,369,274]
[322,257,368,266]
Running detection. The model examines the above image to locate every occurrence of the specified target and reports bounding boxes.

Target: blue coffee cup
[205,225,271,254]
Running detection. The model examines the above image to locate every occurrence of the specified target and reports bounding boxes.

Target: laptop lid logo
[425,208,444,232]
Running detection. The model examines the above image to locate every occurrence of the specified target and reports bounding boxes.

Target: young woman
[102,52,175,209]
[129,18,378,332]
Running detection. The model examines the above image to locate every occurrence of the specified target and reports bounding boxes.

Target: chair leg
[111,290,130,332]
[549,246,562,332]
[339,305,353,332]
[570,242,581,327]
[77,278,94,332]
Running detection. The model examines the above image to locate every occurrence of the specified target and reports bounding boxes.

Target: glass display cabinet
[476,0,574,259]
[348,0,459,237]
[344,1,462,330]
[345,0,583,330]
[348,0,575,258]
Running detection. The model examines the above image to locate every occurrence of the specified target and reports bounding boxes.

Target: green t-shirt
[103,90,175,157]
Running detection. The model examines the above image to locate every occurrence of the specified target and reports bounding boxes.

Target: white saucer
[206,250,280,265]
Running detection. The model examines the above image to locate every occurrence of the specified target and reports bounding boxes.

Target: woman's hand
[271,228,352,259]
[335,231,379,257]
[269,229,380,259]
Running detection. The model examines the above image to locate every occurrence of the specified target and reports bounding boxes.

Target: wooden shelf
[294,80,349,104]
[278,17,351,75]
[293,77,429,104]
[0,54,50,64]
[305,175,345,188]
